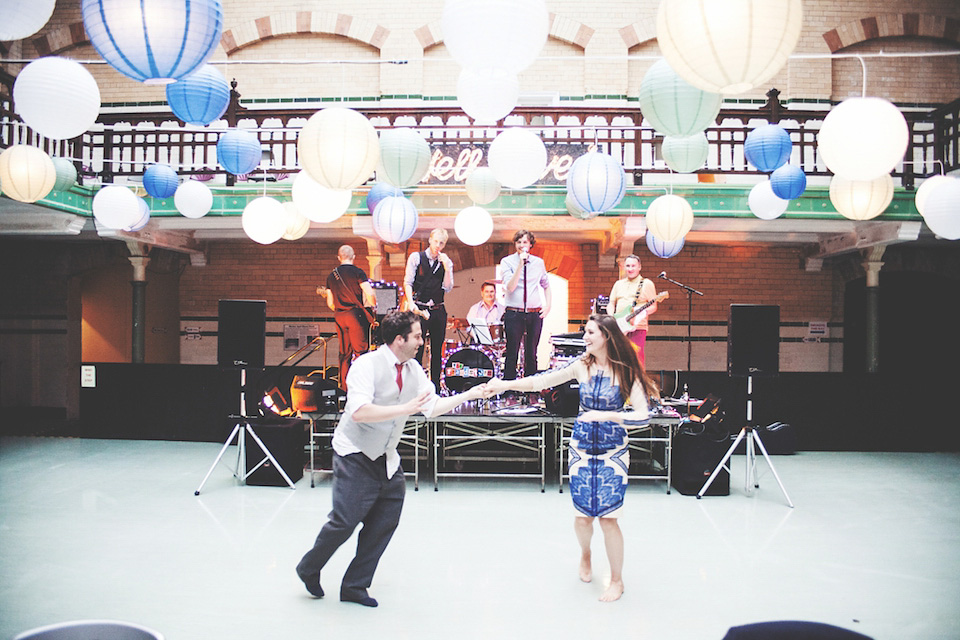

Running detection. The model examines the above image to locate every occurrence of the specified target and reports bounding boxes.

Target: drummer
[465,281,504,341]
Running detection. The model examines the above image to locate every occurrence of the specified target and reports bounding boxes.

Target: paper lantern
[282,202,311,241]
[51,158,78,192]
[566,194,597,220]
[566,151,626,214]
[921,178,960,240]
[165,64,230,126]
[818,97,908,181]
[748,180,789,220]
[143,164,179,199]
[217,129,261,176]
[656,0,803,94]
[81,0,223,84]
[0,0,56,40]
[662,133,709,173]
[454,206,494,246]
[638,59,722,137]
[174,180,213,218]
[291,171,352,223]
[457,67,520,124]
[645,194,694,242]
[372,196,418,244]
[378,128,431,188]
[125,197,151,232]
[242,196,286,245]
[0,145,56,203]
[770,164,806,200]
[298,107,380,191]
[829,174,894,221]
[366,182,404,214]
[441,0,548,74]
[646,232,685,259]
[487,128,547,190]
[13,57,101,141]
[465,167,501,205]
[914,175,954,217]
[92,185,141,229]
[744,124,792,172]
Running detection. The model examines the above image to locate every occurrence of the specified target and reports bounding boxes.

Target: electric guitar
[615,291,669,333]
[317,285,376,325]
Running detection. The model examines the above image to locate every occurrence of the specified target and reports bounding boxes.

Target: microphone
[658,271,666,279]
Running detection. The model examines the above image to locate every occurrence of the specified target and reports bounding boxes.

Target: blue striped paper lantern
[770,164,807,200]
[366,182,404,214]
[566,151,626,214]
[125,197,151,231]
[744,124,792,172]
[372,196,419,244]
[82,0,223,85]
[143,164,179,199]
[217,129,261,176]
[166,65,229,126]
[646,232,685,259]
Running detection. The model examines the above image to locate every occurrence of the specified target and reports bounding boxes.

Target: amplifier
[290,372,343,413]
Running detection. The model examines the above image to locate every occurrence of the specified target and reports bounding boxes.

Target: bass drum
[441,345,499,394]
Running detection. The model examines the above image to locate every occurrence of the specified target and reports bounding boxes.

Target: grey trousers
[296,452,406,597]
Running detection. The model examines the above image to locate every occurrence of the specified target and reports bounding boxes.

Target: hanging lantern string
[0,58,409,66]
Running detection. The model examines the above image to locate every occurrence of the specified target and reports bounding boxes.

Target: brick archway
[823,13,960,52]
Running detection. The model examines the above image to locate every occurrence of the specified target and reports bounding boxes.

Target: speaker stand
[194,369,297,495]
[696,376,793,507]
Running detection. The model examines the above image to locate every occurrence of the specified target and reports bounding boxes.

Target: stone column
[862,247,885,373]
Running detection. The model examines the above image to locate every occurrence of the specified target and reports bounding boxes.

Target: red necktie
[395,363,403,393]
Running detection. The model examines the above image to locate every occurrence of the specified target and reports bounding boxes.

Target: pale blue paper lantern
[143,164,179,199]
[770,164,807,200]
[51,158,78,192]
[372,196,419,244]
[638,58,722,137]
[217,129,261,176]
[662,133,709,173]
[366,182,404,214]
[646,232,685,259]
[82,0,223,85]
[166,65,229,125]
[378,128,431,188]
[566,151,626,214]
[744,124,792,172]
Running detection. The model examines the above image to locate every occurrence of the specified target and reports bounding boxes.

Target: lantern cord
[856,55,868,98]
[0,58,409,66]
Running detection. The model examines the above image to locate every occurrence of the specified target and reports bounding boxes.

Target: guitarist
[606,254,659,365]
[322,245,377,391]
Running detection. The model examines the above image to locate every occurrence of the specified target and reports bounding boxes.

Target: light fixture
[487,128,547,190]
[165,64,230,126]
[770,164,807,200]
[914,175,954,217]
[366,182,404,214]
[638,58,722,137]
[143,164,179,199]
[0,145,56,203]
[51,158,78,192]
[0,0,56,41]
[646,232,685,259]
[744,124,792,172]
[921,177,960,240]
[125,197,151,232]
[457,67,520,124]
[92,185,142,229]
[13,57,101,141]
[377,128,432,188]
[817,97,908,181]
[566,151,626,214]
[298,106,380,191]
[829,174,894,221]
[282,202,311,241]
[372,196,419,244]
[566,193,597,220]
[174,180,214,219]
[465,167,502,205]
[242,196,286,245]
[748,180,789,220]
[661,133,709,173]
[454,206,494,246]
[441,0,548,74]
[291,171,352,223]
[217,129,261,176]
[645,194,694,242]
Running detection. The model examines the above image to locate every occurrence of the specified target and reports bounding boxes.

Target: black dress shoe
[341,592,378,607]
[297,569,324,598]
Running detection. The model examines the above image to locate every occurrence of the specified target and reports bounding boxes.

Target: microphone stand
[659,273,704,372]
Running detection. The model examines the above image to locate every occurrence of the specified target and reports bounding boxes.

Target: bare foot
[599,579,624,602]
[579,553,592,583]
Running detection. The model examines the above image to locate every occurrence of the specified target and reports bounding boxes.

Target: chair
[13,620,164,640]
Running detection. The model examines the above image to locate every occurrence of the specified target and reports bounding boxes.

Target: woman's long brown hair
[581,314,659,402]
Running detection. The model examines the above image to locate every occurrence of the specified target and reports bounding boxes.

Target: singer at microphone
[605,253,660,366]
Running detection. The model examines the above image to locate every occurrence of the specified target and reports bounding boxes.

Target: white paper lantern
[291,171,353,223]
[0,0,56,41]
[378,128,431,188]
[457,67,520,124]
[638,59,722,137]
[125,197,151,232]
[174,180,213,219]
[441,0,548,74]
[298,107,380,191]
[645,194,694,242]
[566,151,626,214]
[915,175,955,217]
[662,134,709,173]
[93,185,142,229]
[242,197,286,245]
[465,167,501,205]
[14,58,101,141]
[372,196,419,244]
[282,202,311,241]
[748,181,789,220]
[0,145,56,203]
[656,0,803,95]
[922,178,960,240]
[818,97,909,181]
[829,174,894,221]
[455,206,494,246]
[487,128,547,190]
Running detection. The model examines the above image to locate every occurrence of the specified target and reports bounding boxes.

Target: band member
[296,311,493,607]
[466,281,505,325]
[500,229,551,380]
[322,245,376,390]
[403,228,454,391]
[606,254,658,365]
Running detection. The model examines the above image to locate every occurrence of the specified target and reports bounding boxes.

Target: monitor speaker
[218,299,266,370]
[727,304,779,377]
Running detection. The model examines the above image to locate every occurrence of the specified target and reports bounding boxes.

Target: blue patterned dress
[568,373,641,518]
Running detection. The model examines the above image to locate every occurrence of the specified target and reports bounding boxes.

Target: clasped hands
[463,377,512,400]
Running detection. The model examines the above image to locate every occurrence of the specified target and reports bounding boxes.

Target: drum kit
[439,317,509,394]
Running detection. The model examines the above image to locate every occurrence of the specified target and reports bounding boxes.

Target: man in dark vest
[321,245,376,390]
[402,228,454,391]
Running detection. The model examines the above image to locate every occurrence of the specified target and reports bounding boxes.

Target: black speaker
[218,299,266,370]
[671,423,730,496]
[245,417,307,486]
[542,380,580,417]
[727,304,779,377]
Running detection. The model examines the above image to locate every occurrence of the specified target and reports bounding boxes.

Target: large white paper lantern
[242,196,286,245]
[829,174,894,221]
[291,171,352,223]
[282,202,311,241]
[657,0,803,95]
[441,0,548,74]
[14,58,101,141]
[921,178,960,240]
[662,133,709,173]
[457,67,520,124]
[373,196,419,244]
[748,180,789,220]
[487,128,547,190]
[465,167,501,205]
[914,175,955,217]
[298,107,380,191]
[454,206,494,246]
[646,194,694,242]
[818,97,908,182]
[566,151,626,214]
[93,185,141,229]
[378,127,431,188]
[638,59,722,137]
[174,180,213,219]
[0,145,56,203]
[0,0,56,41]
